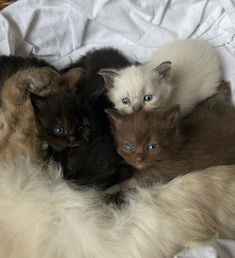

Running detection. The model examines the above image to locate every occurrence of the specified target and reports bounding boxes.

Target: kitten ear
[63,67,86,92]
[98,69,120,89]
[152,61,172,82]
[104,108,122,129]
[161,104,180,129]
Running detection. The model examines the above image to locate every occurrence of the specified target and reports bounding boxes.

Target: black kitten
[63,47,132,132]
[30,92,99,151]
[57,134,133,189]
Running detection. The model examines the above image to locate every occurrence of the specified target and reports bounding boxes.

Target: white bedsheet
[0,1,235,257]
[1,0,235,81]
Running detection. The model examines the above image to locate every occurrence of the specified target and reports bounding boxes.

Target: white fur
[0,156,235,258]
[108,39,221,115]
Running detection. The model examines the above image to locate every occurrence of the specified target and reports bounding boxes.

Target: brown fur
[106,82,235,183]
[0,67,83,161]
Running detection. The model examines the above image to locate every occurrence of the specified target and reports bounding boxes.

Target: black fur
[63,48,132,132]
[0,55,53,87]
[31,91,134,189]
[56,134,133,189]
[31,92,99,151]
[31,48,134,189]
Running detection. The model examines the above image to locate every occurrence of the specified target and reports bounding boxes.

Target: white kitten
[100,40,222,115]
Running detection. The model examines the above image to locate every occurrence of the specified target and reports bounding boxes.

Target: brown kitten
[0,67,83,161]
[106,82,235,182]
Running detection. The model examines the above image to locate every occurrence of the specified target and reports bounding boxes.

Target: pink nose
[135,154,145,167]
[136,156,144,162]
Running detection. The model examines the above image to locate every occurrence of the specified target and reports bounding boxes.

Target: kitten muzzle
[67,135,80,147]
[135,162,145,169]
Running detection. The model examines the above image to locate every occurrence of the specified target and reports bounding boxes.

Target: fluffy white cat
[100,39,222,115]
[0,156,235,258]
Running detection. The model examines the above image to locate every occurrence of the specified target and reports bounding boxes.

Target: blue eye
[123,143,133,152]
[144,94,153,102]
[147,144,158,151]
[122,97,130,105]
[53,127,64,135]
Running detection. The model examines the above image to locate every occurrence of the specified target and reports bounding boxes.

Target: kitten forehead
[107,65,163,108]
[116,111,161,141]
[110,65,146,98]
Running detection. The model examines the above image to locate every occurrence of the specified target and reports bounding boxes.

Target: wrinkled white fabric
[0,0,235,74]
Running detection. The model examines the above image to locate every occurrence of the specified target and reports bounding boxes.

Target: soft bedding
[0,0,235,257]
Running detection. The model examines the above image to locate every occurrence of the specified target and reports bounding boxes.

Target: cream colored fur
[108,39,222,115]
[0,156,234,258]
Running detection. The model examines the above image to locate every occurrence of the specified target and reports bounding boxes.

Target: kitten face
[100,62,172,114]
[105,105,180,170]
[31,93,92,151]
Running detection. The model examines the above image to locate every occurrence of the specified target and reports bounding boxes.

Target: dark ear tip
[164,61,172,65]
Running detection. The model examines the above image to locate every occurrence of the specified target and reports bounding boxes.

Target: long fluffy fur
[0,67,62,161]
[0,156,234,258]
[108,39,221,115]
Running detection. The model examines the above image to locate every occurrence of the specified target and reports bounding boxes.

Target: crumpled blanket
[0,1,235,257]
[1,0,235,82]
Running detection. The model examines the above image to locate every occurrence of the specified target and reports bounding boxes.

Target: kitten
[106,82,235,182]
[0,55,83,161]
[63,47,132,132]
[57,134,133,189]
[100,39,221,115]
[30,92,94,152]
